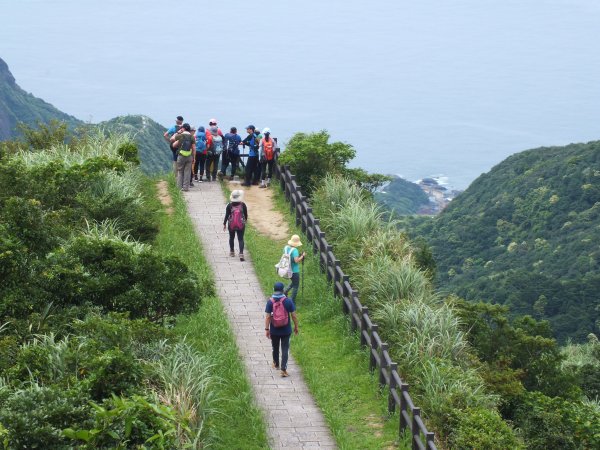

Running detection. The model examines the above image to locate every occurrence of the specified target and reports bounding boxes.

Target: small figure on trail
[194,126,207,182]
[171,123,195,191]
[206,126,224,182]
[259,127,275,188]
[241,125,260,187]
[265,281,299,378]
[221,126,242,180]
[223,189,248,261]
[283,235,305,302]
[163,115,183,173]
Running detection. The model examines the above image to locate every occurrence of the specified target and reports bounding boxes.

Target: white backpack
[275,246,293,279]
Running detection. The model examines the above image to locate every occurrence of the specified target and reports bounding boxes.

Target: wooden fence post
[388,362,398,413]
[400,383,409,431]
[411,407,421,450]
[360,307,369,346]
[379,343,388,387]
[350,291,359,331]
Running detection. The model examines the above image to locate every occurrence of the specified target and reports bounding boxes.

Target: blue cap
[273,282,285,292]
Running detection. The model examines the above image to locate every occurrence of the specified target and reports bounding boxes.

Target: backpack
[210,135,223,156]
[263,138,275,160]
[229,203,245,231]
[270,297,289,328]
[178,134,193,156]
[195,132,206,152]
[275,246,293,279]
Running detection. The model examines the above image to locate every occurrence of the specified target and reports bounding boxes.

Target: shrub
[63,395,180,449]
[117,141,140,165]
[0,384,90,449]
[449,407,524,449]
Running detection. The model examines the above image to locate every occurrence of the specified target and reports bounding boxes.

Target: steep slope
[413,141,600,342]
[375,175,429,215]
[98,115,171,174]
[0,57,81,139]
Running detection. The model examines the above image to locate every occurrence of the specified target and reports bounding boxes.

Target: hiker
[170,123,195,191]
[241,125,260,186]
[208,118,224,137]
[223,189,248,261]
[189,126,197,187]
[194,126,207,181]
[283,235,305,302]
[206,126,224,181]
[163,115,183,173]
[221,126,241,180]
[265,281,299,378]
[259,127,275,188]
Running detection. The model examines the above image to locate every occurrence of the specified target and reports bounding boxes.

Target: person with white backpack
[278,234,305,302]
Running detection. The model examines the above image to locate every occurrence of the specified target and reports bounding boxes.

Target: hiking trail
[183,182,337,450]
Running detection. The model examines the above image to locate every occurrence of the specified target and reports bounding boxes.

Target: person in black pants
[223,189,248,261]
[241,125,260,186]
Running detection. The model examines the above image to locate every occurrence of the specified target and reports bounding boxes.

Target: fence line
[270,160,437,450]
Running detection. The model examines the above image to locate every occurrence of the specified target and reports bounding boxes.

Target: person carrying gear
[259,127,275,188]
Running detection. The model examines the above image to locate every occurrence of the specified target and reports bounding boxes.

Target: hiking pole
[301,253,305,302]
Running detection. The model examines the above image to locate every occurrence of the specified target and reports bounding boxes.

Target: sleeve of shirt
[265,300,273,314]
[223,203,231,225]
[291,248,299,259]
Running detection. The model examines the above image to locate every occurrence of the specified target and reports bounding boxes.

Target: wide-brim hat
[230,190,244,202]
[288,234,302,247]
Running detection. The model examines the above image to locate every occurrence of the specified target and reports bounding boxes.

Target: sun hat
[209,118,217,125]
[273,281,285,292]
[262,127,271,134]
[288,235,302,247]
[230,190,244,202]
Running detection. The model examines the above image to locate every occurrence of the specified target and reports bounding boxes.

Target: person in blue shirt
[194,126,207,181]
[265,281,299,378]
[283,234,306,302]
[241,125,260,186]
[163,115,184,173]
[221,127,242,180]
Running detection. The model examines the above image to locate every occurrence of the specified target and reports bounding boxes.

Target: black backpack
[179,134,193,153]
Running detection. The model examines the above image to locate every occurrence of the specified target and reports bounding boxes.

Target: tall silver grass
[82,219,149,254]
[13,131,131,168]
[151,340,218,448]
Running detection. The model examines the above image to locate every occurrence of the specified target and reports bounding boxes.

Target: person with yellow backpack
[170,123,196,191]
[259,127,276,188]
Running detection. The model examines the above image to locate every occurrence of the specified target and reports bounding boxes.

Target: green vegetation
[310,175,521,448]
[375,175,430,215]
[0,125,268,448]
[405,140,600,342]
[278,130,389,195]
[241,186,411,449]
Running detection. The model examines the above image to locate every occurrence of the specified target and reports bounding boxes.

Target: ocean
[1,0,599,189]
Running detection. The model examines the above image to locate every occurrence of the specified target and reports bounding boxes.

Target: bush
[449,407,524,449]
[63,395,180,449]
[0,384,90,449]
[117,141,140,165]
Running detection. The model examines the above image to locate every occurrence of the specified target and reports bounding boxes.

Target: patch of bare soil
[228,181,289,241]
[156,180,174,215]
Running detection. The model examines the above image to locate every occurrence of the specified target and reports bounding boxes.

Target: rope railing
[272,159,438,450]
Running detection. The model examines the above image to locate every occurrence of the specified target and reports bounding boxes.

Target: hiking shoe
[229,251,235,257]
[280,370,289,378]
[272,362,279,369]
[259,185,267,189]
[194,176,198,181]
[239,253,245,261]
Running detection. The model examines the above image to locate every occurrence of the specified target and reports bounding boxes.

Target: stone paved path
[183,182,337,450]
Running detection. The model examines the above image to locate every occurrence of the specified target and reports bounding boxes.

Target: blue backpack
[195,131,207,152]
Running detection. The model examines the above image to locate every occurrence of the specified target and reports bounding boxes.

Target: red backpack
[229,204,245,231]
[270,297,289,327]
[263,138,275,160]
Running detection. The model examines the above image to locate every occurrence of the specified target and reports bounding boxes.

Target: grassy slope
[143,176,269,450]
[238,184,411,449]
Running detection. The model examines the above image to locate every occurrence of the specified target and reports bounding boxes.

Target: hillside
[0,57,169,174]
[374,175,429,214]
[410,141,600,342]
[98,115,171,174]
[0,57,81,139]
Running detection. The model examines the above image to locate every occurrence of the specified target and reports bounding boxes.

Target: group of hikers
[223,188,306,377]
[166,115,300,378]
[163,116,278,192]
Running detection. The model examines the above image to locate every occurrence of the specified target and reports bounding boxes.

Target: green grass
[238,183,411,449]
[144,176,269,450]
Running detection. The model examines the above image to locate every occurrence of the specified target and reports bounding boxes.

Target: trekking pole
[301,254,305,302]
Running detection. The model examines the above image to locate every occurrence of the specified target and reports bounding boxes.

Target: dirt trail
[227,181,289,241]
[156,180,173,215]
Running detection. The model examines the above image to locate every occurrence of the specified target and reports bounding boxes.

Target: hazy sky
[1,0,599,188]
